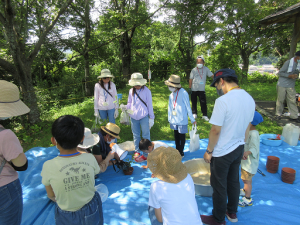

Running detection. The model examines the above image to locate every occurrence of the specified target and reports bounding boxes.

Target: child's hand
[151,174,156,178]
[141,165,148,169]
[242,151,251,160]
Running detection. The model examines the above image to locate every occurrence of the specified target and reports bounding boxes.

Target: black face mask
[216,87,224,96]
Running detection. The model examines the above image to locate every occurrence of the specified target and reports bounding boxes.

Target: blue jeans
[99,108,115,124]
[131,116,150,156]
[55,192,103,225]
[148,206,163,225]
[0,179,23,225]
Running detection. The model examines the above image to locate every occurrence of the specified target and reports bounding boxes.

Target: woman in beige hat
[165,75,196,157]
[94,69,119,124]
[91,123,121,167]
[0,80,30,225]
[147,146,203,225]
[120,72,155,163]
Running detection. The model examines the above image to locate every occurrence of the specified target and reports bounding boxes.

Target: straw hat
[147,146,188,184]
[164,75,181,88]
[101,122,121,139]
[0,80,30,118]
[97,69,114,79]
[78,127,100,149]
[128,73,147,86]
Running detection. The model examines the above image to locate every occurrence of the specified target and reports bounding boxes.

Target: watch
[206,149,213,154]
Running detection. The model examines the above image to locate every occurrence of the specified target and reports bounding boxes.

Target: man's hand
[193,121,197,125]
[188,88,192,95]
[203,152,212,163]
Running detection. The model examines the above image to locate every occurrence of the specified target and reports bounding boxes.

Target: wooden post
[289,15,300,59]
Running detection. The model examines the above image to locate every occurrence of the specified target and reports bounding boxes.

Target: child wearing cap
[94,69,119,124]
[165,74,196,157]
[121,72,155,163]
[147,146,203,225]
[239,111,264,207]
[41,115,104,225]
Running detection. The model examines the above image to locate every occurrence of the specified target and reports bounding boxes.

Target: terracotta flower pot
[266,156,280,173]
[281,167,296,184]
[123,167,134,175]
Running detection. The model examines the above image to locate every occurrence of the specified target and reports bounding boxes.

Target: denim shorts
[170,124,188,134]
[0,178,23,225]
[55,191,103,225]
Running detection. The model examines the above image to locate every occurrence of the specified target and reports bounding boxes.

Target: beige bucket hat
[78,127,100,149]
[128,73,147,86]
[97,69,115,79]
[147,146,188,184]
[164,75,181,88]
[0,80,30,117]
[101,122,121,139]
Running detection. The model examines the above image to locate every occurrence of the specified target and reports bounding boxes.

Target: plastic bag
[120,107,130,125]
[95,183,109,203]
[189,124,200,152]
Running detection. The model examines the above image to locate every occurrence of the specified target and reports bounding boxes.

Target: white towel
[287,57,300,72]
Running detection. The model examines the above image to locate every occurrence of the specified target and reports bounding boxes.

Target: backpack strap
[133,89,147,108]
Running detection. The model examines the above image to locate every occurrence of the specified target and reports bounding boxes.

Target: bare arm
[154,207,163,223]
[189,79,193,88]
[45,185,56,202]
[244,123,251,143]
[11,153,27,167]
[204,125,222,163]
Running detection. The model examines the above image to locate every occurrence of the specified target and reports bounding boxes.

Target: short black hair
[139,139,152,151]
[215,76,239,86]
[52,115,85,150]
[100,129,112,138]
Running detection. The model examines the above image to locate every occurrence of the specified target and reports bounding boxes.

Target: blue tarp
[19,139,300,225]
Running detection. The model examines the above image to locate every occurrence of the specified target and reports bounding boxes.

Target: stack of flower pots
[281,167,296,184]
[266,156,280,173]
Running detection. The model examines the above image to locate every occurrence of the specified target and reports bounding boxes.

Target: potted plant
[113,158,134,175]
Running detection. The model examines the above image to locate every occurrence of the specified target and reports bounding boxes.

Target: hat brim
[210,79,218,87]
[97,75,114,79]
[100,126,120,139]
[78,133,100,149]
[128,79,147,86]
[164,80,181,88]
[0,100,30,117]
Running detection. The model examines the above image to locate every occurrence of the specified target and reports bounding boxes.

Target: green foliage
[247,72,278,84]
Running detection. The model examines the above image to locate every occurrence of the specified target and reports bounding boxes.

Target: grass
[3,77,290,152]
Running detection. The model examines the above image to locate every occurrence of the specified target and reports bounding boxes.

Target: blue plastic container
[260,134,284,146]
[117,93,123,101]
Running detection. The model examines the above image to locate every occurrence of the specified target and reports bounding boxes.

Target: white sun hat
[78,127,100,149]
[128,72,147,86]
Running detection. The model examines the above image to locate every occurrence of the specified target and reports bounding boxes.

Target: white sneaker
[193,114,197,119]
[202,116,209,121]
[239,197,253,207]
[240,188,245,197]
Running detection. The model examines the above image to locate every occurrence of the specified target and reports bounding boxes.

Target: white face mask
[0,117,11,120]
[168,87,176,92]
[197,64,203,69]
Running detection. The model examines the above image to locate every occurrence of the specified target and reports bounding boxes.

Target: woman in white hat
[147,147,203,225]
[94,69,119,124]
[121,72,155,163]
[165,75,196,157]
[0,80,30,225]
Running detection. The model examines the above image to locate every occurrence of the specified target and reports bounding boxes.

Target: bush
[248,71,278,84]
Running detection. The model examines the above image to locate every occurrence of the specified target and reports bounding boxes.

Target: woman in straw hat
[147,146,203,225]
[0,80,30,225]
[165,75,196,157]
[91,123,121,167]
[94,69,119,124]
[121,72,155,163]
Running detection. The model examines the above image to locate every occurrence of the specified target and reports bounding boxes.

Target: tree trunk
[120,31,132,80]
[241,51,249,83]
[19,65,41,124]
[289,15,300,59]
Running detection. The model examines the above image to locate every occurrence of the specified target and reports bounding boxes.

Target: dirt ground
[255,101,300,126]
